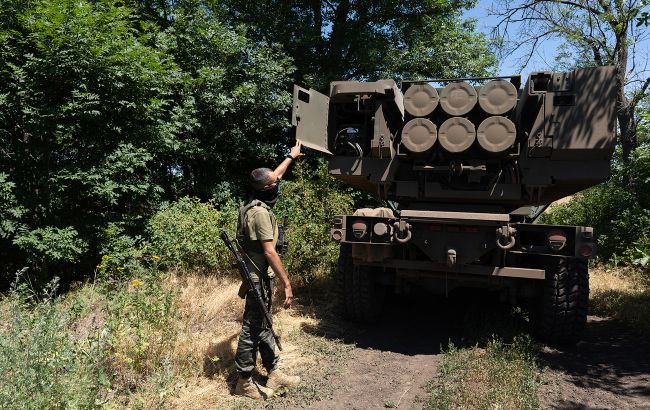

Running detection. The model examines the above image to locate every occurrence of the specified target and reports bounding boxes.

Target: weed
[103,265,179,392]
[0,275,107,409]
[426,335,543,410]
[383,399,398,408]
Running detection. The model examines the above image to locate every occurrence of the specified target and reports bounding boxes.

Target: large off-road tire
[539,257,589,345]
[335,244,385,322]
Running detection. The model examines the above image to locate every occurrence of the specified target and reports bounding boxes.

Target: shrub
[96,223,149,281]
[147,197,238,272]
[273,161,356,285]
[0,275,106,409]
[103,264,179,392]
[147,161,357,284]
[539,144,650,274]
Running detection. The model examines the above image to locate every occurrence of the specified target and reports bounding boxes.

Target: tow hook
[496,225,516,250]
[447,249,457,267]
[393,220,412,243]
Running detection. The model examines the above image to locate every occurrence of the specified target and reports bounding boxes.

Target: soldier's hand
[283,286,294,308]
[290,140,305,160]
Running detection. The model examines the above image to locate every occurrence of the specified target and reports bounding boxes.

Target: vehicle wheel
[539,257,589,345]
[334,244,353,317]
[335,244,385,322]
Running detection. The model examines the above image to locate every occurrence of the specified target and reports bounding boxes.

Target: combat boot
[234,377,274,400]
[266,369,301,390]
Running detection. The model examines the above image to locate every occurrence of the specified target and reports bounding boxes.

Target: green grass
[425,335,543,410]
[0,278,108,409]
[0,266,181,410]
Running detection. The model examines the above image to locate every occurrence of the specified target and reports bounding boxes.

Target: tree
[491,0,650,163]
[216,0,497,91]
[0,0,293,283]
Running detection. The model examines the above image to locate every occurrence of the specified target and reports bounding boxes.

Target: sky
[463,0,650,80]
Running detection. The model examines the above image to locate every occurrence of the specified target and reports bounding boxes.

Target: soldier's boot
[234,377,274,400]
[266,369,301,390]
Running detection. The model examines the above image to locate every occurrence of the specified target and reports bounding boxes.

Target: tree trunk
[613,20,636,164]
[618,104,637,163]
[326,0,351,82]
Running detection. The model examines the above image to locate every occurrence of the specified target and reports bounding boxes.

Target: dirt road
[289,291,650,409]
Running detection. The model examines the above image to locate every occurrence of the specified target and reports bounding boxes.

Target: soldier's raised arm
[273,140,304,180]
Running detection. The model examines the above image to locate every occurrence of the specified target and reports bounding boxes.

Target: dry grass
[38,271,350,409]
[550,195,574,207]
[165,274,244,408]
[163,273,351,409]
[589,266,650,335]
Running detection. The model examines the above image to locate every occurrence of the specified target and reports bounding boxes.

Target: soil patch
[294,289,650,409]
[295,293,463,409]
[539,315,650,409]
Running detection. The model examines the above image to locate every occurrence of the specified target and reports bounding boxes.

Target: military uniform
[235,200,279,377]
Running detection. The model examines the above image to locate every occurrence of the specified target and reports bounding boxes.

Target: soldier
[233,140,303,400]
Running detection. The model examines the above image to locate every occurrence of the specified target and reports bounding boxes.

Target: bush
[143,161,357,284]
[96,223,149,281]
[103,264,179,393]
[539,144,650,273]
[147,197,238,272]
[0,275,106,409]
[273,161,356,285]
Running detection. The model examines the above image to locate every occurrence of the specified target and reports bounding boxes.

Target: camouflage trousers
[235,279,279,377]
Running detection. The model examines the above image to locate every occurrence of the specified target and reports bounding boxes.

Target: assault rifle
[220,230,283,351]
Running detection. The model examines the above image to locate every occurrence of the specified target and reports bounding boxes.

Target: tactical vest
[236,199,278,256]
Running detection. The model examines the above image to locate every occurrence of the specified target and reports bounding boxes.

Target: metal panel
[400,210,510,221]
[550,66,617,160]
[360,259,546,279]
[492,267,545,279]
[292,85,331,154]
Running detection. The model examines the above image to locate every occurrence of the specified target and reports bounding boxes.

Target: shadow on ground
[300,286,650,407]
[539,316,650,408]
[300,288,529,356]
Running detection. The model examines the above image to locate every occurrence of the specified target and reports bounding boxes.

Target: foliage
[0,0,496,283]
[0,173,25,239]
[13,226,88,265]
[0,0,293,282]
[426,335,542,410]
[539,144,650,272]
[96,223,148,279]
[274,161,356,284]
[217,0,497,90]
[0,264,182,408]
[0,276,106,409]
[148,197,238,272]
[103,265,179,393]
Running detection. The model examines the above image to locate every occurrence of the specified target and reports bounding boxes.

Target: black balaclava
[254,183,280,207]
[250,167,280,207]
